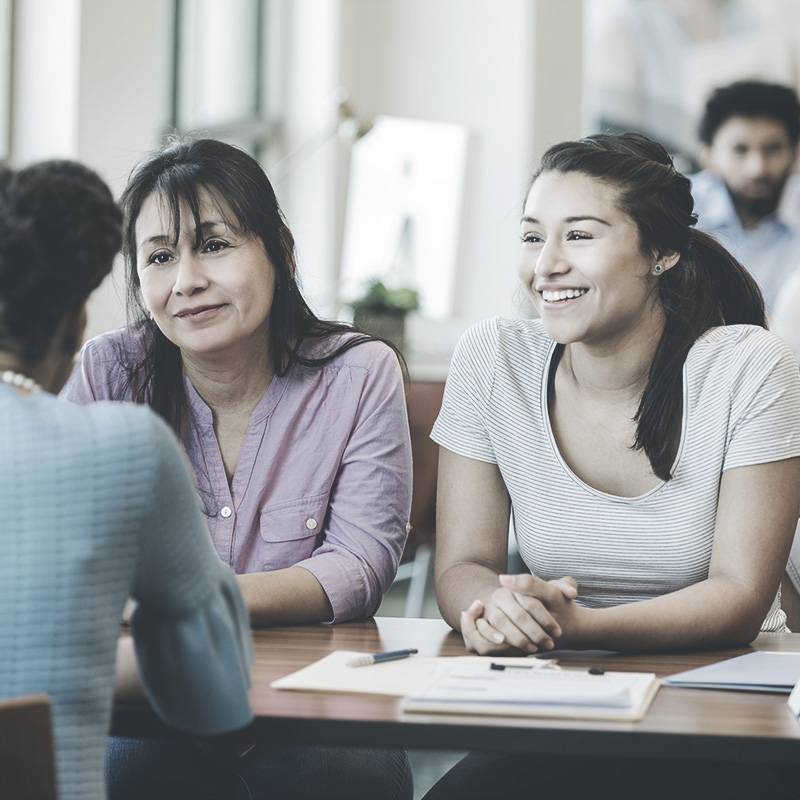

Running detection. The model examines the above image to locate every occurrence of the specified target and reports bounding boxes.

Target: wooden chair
[0,694,58,799]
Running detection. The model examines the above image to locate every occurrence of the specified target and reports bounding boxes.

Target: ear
[698,144,713,173]
[655,250,681,274]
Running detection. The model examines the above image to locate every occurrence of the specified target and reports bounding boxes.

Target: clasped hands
[460,573,581,655]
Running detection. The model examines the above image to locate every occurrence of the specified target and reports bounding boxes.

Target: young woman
[61,138,413,799]
[0,161,253,800]
[426,133,800,799]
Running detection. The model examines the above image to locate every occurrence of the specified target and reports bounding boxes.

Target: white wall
[12,0,81,162]
[9,0,584,356]
[11,0,168,340]
[333,0,583,363]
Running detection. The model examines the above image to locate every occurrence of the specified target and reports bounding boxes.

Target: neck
[559,312,664,408]
[0,351,67,395]
[182,342,275,415]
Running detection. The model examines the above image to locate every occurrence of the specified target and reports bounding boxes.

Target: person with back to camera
[691,79,800,312]
[61,137,414,799]
[0,161,254,800]
[425,133,800,799]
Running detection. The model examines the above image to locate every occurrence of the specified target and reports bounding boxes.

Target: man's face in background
[702,115,797,225]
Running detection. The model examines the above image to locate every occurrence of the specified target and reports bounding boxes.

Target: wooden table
[112,617,800,766]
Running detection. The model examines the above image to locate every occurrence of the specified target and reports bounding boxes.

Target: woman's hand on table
[460,574,580,655]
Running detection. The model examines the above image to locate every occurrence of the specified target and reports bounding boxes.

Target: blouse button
[306,518,318,530]
[220,506,233,519]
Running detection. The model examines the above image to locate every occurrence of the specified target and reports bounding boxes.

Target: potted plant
[350,279,420,355]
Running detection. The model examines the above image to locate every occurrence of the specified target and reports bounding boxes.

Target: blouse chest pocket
[258,493,328,571]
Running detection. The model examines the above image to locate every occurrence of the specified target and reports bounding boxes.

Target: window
[0,0,12,160]
[168,0,280,161]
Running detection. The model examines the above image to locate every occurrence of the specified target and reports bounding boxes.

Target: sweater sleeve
[129,410,253,734]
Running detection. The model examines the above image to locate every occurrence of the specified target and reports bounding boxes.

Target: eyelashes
[142,238,231,267]
[520,231,593,244]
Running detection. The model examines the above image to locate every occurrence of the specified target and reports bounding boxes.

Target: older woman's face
[135,190,275,362]
[518,170,661,349]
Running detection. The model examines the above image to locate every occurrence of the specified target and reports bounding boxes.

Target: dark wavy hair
[532,132,766,481]
[119,137,380,433]
[0,161,121,362]
[699,80,800,146]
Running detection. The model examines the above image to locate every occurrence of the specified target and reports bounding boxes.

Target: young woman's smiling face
[135,190,275,361]
[518,170,664,349]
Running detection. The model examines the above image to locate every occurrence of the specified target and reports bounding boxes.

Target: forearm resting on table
[436,561,507,631]
[236,566,334,626]
[560,575,774,652]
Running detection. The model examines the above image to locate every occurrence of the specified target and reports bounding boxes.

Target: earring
[653,264,663,275]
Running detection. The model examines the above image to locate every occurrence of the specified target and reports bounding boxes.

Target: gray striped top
[431,318,800,631]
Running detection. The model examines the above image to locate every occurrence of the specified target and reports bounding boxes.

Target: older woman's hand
[460,575,579,655]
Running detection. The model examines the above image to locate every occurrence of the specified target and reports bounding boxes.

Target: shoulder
[57,390,161,436]
[45,391,164,466]
[62,325,151,403]
[689,325,796,383]
[691,324,790,360]
[299,331,401,373]
[688,170,722,200]
[80,324,149,366]
[457,316,550,356]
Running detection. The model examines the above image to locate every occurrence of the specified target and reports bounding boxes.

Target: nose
[743,150,768,178]
[533,238,568,279]
[172,252,209,296]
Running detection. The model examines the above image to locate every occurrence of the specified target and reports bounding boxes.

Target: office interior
[6,0,800,624]
[5,0,800,795]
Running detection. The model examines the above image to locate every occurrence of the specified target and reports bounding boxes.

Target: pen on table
[346,649,419,667]
[490,661,562,672]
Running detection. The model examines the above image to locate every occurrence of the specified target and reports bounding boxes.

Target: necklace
[1,369,43,395]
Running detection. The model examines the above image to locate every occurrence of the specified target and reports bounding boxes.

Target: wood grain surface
[112,618,800,764]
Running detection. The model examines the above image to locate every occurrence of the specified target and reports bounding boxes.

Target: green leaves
[350,280,420,313]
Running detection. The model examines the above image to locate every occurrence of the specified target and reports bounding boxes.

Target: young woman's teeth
[542,288,588,303]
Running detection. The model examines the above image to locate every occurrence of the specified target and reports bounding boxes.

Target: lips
[175,303,226,319]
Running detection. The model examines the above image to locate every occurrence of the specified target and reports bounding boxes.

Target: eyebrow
[521,215,611,226]
[138,220,229,251]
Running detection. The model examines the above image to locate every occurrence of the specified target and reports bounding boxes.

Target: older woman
[62,139,413,799]
[0,161,253,800]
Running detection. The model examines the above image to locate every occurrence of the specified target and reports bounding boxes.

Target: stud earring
[653,264,663,275]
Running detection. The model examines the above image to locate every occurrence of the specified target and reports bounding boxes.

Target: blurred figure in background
[691,80,800,311]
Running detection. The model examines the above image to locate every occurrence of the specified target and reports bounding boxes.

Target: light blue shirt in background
[690,170,800,311]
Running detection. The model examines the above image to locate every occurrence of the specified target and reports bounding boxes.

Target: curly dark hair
[0,160,122,361]
[699,80,800,146]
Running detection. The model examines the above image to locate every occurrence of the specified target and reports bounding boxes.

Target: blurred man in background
[691,80,800,311]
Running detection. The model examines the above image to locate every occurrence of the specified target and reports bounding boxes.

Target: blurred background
[4,0,799,361]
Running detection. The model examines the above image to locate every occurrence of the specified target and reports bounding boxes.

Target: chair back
[0,694,58,799]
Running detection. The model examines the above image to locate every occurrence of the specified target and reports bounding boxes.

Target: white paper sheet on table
[270,651,558,697]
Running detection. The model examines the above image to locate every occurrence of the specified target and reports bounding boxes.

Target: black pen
[346,648,419,667]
